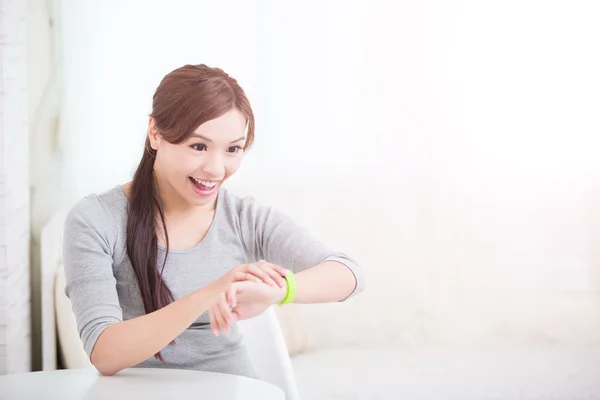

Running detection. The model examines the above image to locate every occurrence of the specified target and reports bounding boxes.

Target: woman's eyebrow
[190,134,245,144]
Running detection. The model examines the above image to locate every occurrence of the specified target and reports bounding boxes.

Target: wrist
[273,286,286,305]
[194,282,221,307]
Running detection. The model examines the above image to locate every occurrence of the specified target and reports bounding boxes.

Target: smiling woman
[61,64,365,379]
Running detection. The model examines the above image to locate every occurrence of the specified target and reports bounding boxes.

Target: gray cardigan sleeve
[238,196,365,300]
[62,195,123,357]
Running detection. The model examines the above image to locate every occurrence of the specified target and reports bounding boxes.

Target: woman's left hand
[208,266,287,336]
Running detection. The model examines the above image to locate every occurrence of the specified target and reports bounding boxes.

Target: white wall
[56,1,600,347]
[0,0,32,374]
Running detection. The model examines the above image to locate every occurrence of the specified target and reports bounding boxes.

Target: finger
[218,296,233,332]
[233,270,253,283]
[258,262,286,288]
[214,294,231,334]
[226,283,237,309]
[275,264,289,277]
[213,306,227,336]
[246,264,277,287]
[258,260,288,277]
[232,264,281,286]
[208,308,219,336]
[211,294,227,336]
[236,264,266,282]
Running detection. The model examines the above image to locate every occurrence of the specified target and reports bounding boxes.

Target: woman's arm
[89,284,220,375]
[289,260,357,303]
[239,196,366,303]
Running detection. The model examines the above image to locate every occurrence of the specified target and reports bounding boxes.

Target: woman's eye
[191,144,207,151]
[228,146,242,153]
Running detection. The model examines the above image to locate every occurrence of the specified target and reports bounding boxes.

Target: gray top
[62,185,364,378]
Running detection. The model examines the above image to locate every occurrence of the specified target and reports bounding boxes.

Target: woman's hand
[210,261,287,292]
[208,262,287,336]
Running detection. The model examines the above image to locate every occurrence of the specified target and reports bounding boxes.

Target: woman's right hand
[206,261,286,335]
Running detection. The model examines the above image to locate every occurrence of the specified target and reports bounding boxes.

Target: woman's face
[150,108,247,208]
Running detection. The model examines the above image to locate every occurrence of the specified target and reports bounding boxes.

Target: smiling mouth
[189,177,219,193]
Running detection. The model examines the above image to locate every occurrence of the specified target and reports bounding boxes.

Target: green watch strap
[279,269,296,305]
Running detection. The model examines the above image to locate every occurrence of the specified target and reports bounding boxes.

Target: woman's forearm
[91,285,218,376]
[290,261,357,303]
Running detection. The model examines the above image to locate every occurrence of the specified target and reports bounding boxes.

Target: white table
[0,368,285,400]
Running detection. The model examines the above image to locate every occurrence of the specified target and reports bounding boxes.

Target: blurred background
[2,0,600,398]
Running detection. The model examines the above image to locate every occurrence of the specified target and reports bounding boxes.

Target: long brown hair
[126,64,255,360]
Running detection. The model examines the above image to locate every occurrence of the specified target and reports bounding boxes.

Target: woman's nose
[201,154,224,177]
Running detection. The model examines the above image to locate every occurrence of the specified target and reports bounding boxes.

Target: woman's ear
[148,117,161,150]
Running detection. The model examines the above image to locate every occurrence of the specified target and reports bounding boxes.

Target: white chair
[237,308,301,400]
[45,213,301,399]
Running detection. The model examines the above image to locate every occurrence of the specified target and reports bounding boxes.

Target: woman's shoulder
[218,186,290,230]
[64,185,128,237]
[219,186,272,218]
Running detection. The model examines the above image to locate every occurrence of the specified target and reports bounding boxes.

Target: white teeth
[192,178,217,187]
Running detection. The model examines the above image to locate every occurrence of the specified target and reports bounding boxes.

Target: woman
[63,64,365,379]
